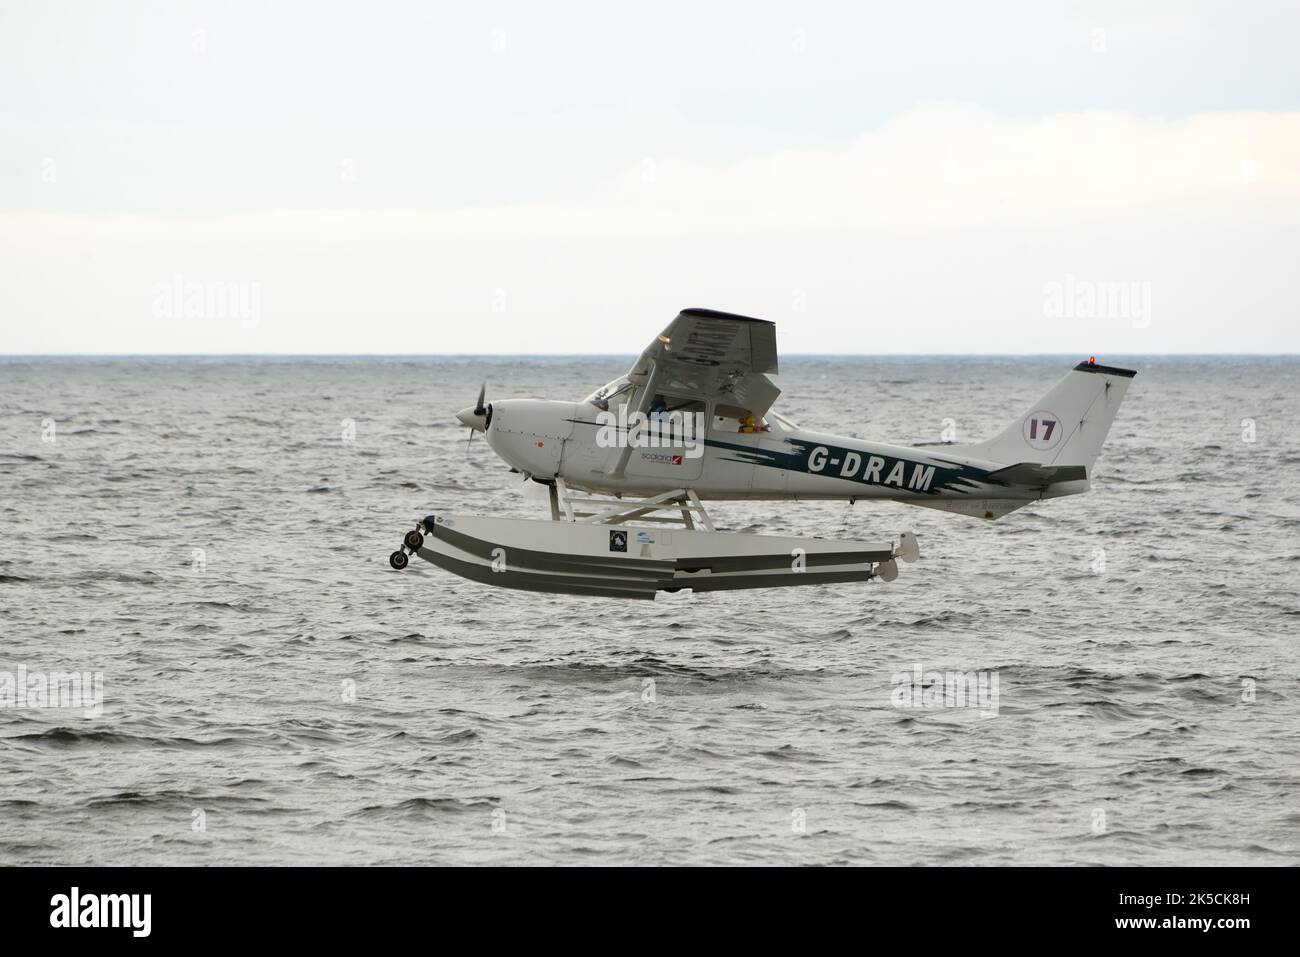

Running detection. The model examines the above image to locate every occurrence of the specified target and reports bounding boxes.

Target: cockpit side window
[712,403,771,434]
[647,394,706,418]
[646,394,707,442]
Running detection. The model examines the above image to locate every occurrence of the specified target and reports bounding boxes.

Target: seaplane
[388,308,1135,599]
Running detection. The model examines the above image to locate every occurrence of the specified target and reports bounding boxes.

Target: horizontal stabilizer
[986,462,1088,487]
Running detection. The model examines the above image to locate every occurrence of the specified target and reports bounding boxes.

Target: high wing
[627,307,781,418]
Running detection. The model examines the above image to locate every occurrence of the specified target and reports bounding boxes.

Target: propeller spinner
[456,382,492,446]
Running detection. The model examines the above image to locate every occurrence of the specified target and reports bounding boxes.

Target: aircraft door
[622,392,707,483]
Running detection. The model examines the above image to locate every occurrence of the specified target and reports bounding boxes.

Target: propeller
[457,381,491,452]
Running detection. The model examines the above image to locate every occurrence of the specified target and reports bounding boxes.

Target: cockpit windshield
[583,376,633,411]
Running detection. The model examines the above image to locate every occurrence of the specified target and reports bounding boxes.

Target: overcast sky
[1,1,1297,354]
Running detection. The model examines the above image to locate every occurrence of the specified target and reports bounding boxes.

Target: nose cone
[457,406,487,431]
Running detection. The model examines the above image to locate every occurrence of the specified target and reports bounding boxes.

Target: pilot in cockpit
[739,414,770,434]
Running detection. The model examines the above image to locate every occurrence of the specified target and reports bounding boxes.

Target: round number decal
[1022,410,1062,450]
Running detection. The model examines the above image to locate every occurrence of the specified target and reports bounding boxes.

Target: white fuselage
[479,398,1073,506]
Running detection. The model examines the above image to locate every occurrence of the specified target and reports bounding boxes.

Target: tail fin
[956,361,1135,471]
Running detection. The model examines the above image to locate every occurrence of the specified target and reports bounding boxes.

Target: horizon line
[2,351,1298,359]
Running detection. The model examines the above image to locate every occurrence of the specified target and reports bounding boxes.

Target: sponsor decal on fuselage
[639,451,684,466]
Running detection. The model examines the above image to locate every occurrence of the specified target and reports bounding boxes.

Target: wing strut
[548,484,717,529]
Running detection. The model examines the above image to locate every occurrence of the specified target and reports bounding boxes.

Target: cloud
[601,103,1300,224]
[2,103,1297,354]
